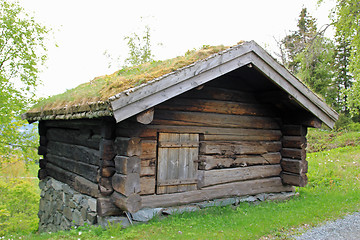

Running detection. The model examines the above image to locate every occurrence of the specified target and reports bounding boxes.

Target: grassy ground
[1,129,360,239]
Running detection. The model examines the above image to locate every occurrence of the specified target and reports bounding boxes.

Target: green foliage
[124,25,154,67]
[0,0,48,166]
[279,8,337,108]
[330,0,360,115]
[0,161,40,236]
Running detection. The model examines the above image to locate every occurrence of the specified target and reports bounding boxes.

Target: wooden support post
[99,177,114,196]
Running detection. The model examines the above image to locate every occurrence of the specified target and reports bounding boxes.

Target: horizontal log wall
[115,86,290,208]
[37,119,104,199]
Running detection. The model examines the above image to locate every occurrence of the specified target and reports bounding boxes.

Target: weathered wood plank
[74,175,101,198]
[100,119,116,139]
[46,162,75,187]
[38,169,47,180]
[112,173,140,197]
[140,176,155,195]
[44,119,103,129]
[140,140,157,159]
[200,133,281,141]
[199,153,281,170]
[282,125,307,137]
[100,167,116,178]
[114,137,142,157]
[157,133,199,194]
[99,177,114,196]
[282,136,307,149]
[46,128,101,149]
[141,177,294,208]
[281,158,308,174]
[281,172,308,187]
[47,154,99,183]
[47,141,100,166]
[153,110,281,129]
[157,98,275,117]
[100,139,116,161]
[114,156,141,175]
[111,192,141,213]
[281,148,306,160]
[199,141,281,155]
[140,159,156,176]
[97,197,122,217]
[200,165,282,188]
[179,86,257,103]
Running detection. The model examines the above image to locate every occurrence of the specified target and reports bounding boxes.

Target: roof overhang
[109,41,338,128]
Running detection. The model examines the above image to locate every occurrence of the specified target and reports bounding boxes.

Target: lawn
[1,129,360,239]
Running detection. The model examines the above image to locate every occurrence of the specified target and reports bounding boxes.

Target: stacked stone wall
[38,177,97,232]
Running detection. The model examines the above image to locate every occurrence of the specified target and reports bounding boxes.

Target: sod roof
[24,44,233,122]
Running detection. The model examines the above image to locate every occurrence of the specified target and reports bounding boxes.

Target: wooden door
[157,133,199,194]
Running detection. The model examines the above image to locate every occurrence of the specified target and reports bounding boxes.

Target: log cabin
[23,41,338,231]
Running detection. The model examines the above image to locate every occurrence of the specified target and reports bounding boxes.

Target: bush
[0,173,39,236]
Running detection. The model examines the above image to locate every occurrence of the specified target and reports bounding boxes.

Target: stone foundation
[38,177,97,232]
[38,177,297,232]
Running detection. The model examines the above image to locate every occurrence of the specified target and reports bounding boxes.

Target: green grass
[2,144,359,240]
[307,127,360,152]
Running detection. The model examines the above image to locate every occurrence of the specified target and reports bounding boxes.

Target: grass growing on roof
[31,45,229,112]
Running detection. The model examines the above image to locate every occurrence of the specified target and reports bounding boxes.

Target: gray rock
[88,198,97,212]
[51,179,63,191]
[72,209,83,226]
[131,208,163,222]
[163,205,200,215]
[238,195,257,203]
[63,206,73,221]
[87,212,97,224]
[72,194,83,205]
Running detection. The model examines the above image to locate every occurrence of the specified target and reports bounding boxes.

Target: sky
[19,0,336,98]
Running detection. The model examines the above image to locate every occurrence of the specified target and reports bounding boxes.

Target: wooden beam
[100,139,116,161]
[47,154,99,183]
[199,141,281,155]
[198,153,281,170]
[199,165,282,188]
[114,137,142,157]
[153,110,281,129]
[281,159,308,174]
[281,148,306,160]
[47,141,100,166]
[46,128,101,150]
[97,197,123,217]
[136,107,154,124]
[114,156,141,175]
[111,192,141,213]
[282,136,307,149]
[281,172,308,187]
[112,173,140,197]
[141,177,293,208]
[156,98,276,117]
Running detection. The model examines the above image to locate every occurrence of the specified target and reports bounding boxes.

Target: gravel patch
[295,212,360,240]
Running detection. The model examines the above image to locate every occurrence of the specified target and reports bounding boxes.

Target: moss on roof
[30,44,232,113]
